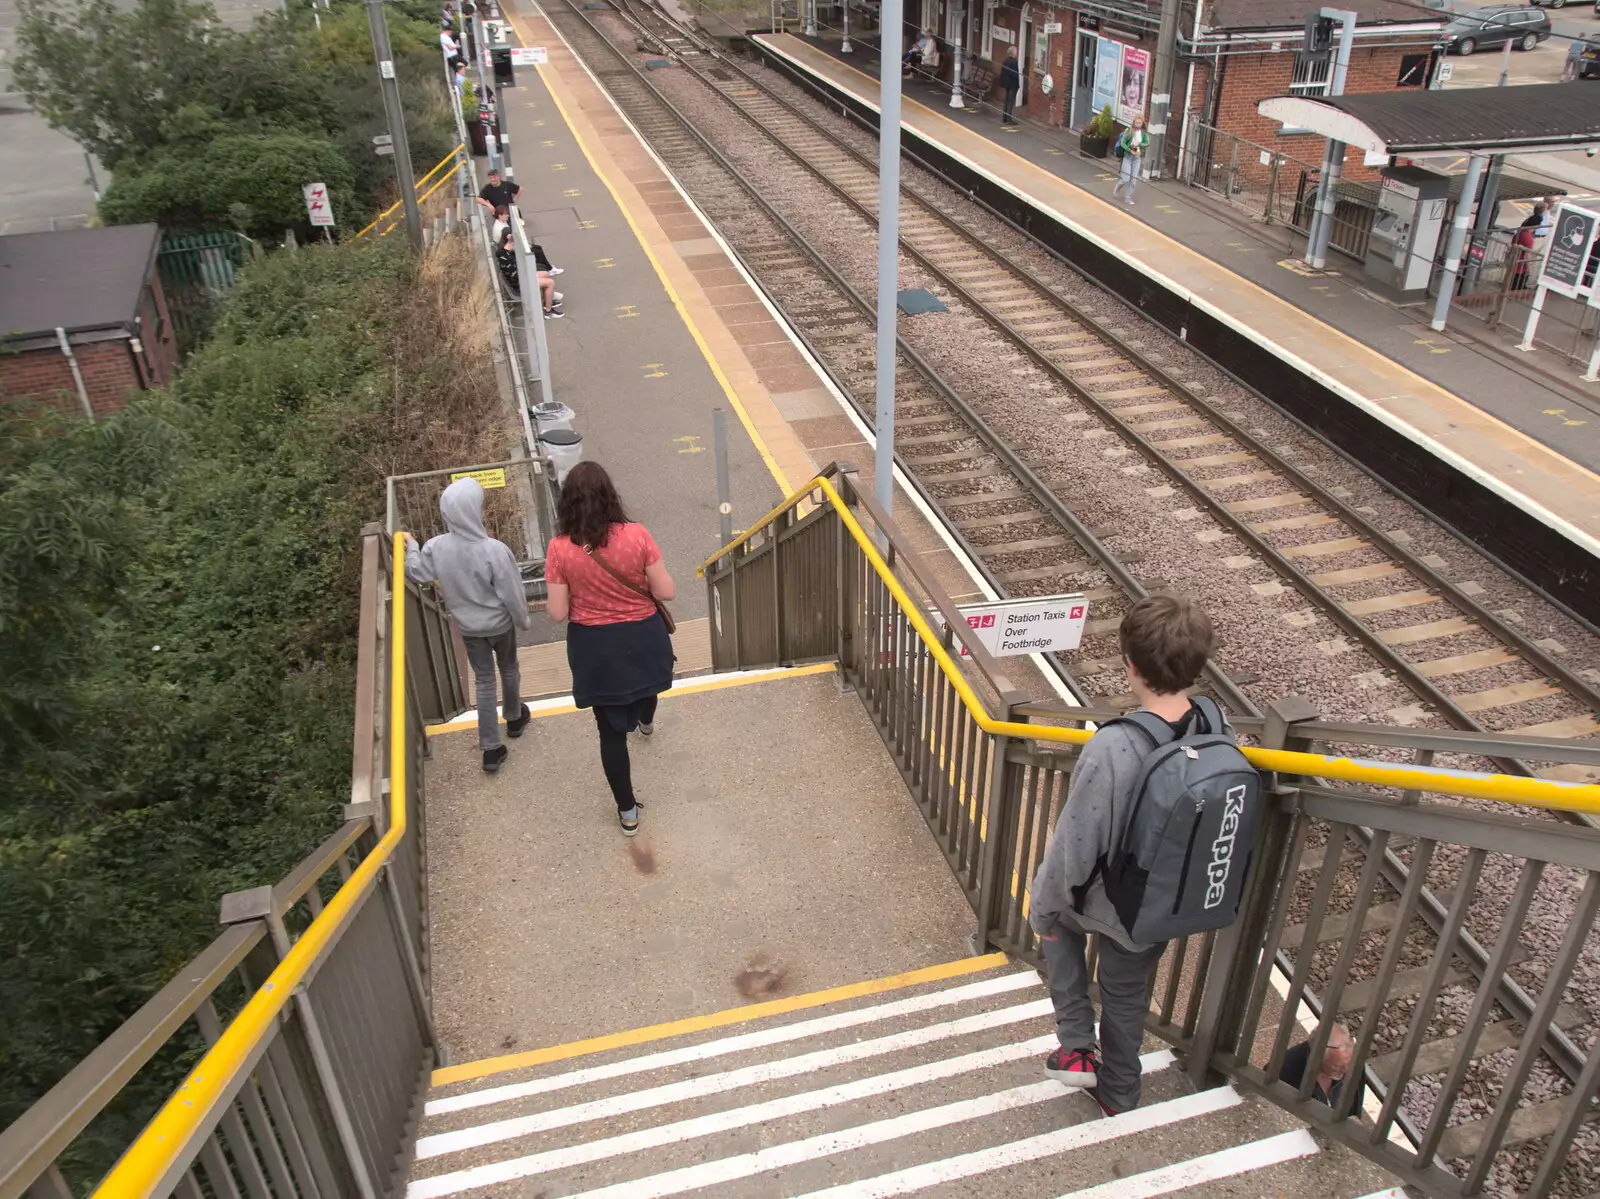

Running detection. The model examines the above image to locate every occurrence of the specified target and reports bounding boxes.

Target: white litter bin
[531,400,575,437]
[539,427,583,485]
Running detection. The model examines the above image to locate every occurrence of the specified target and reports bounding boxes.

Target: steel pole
[368,0,424,252]
[512,205,555,406]
[1308,8,1356,269]
[1147,0,1182,179]
[950,27,965,108]
[1431,151,1484,332]
[875,0,904,520]
[841,0,852,51]
[713,408,735,545]
[1462,153,1503,290]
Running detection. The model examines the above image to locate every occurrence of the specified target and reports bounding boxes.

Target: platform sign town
[302,182,335,228]
[510,46,548,65]
[945,594,1089,660]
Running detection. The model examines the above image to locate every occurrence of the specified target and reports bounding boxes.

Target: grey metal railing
[705,461,1600,1198]
[0,525,462,1199]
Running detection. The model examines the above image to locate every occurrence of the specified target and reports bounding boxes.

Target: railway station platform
[747,33,1600,605]
[17,7,1600,1199]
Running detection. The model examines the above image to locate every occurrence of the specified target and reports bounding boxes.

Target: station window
[1289,52,1333,96]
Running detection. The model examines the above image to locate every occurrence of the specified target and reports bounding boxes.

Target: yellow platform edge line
[424,662,837,735]
[431,951,1010,1087]
[514,0,793,495]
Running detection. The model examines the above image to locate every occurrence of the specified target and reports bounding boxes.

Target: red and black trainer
[1043,1046,1099,1087]
[1087,1087,1124,1118]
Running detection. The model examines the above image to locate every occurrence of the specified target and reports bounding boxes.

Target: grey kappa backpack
[1086,696,1263,944]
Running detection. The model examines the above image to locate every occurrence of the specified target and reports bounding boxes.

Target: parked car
[1575,33,1600,75]
[1444,4,1551,52]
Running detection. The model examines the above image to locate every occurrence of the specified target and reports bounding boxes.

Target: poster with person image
[1117,45,1149,127]
[1092,37,1121,118]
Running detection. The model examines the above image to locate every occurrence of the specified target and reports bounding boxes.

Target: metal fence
[704,461,1600,1199]
[156,232,258,340]
[1179,122,1378,261]
[1437,228,1600,364]
[387,458,553,570]
[0,526,462,1199]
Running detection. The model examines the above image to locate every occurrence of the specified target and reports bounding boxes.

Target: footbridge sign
[948,593,1089,658]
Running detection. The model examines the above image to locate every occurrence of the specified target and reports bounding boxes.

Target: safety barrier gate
[702,463,1600,1198]
[1,525,463,1199]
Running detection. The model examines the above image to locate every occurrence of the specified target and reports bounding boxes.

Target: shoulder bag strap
[583,543,677,634]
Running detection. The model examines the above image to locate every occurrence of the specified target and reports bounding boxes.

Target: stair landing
[408,958,1405,1198]
[420,667,978,1068]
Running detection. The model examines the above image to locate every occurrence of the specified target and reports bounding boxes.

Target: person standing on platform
[1112,115,1149,206]
[543,463,676,837]
[404,478,531,774]
[477,167,521,218]
[999,46,1021,129]
[1027,594,1233,1116]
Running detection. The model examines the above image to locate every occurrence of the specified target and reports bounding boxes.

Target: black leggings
[594,698,657,810]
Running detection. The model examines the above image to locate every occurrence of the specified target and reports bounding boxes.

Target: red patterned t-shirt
[545,523,662,626]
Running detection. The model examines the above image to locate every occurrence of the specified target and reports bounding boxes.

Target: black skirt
[567,612,674,713]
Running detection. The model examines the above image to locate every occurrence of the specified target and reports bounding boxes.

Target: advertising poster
[1091,36,1121,119]
[1118,45,1149,127]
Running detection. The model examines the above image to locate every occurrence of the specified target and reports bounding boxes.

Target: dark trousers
[594,697,657,810]
[1041,921,1165,1112]
[1002,87,1018,123]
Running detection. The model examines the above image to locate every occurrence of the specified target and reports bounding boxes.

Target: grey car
[1445,4,1552,53]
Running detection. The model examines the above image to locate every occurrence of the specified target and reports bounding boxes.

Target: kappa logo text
[1204,784,1249,909]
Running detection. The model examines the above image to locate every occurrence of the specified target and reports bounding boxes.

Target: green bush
[0,241,458,1183]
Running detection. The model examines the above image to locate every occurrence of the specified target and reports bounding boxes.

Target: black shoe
[483,744,508,773]
[505,704,531,738]
[619,800,643,837]
[639,721,654,736]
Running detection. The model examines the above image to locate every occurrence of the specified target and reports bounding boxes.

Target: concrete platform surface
[422,668,977,1068]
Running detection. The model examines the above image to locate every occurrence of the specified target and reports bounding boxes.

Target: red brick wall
[0,340,143,419]
[1208,40,1423,183]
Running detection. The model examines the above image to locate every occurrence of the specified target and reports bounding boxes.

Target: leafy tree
[99,129,358,238]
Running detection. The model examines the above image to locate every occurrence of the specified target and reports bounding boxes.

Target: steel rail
[570,0,1594,1084]
[621,7,1600,797]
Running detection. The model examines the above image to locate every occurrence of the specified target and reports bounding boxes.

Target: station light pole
[1431,152,1484,332]
[1147,0,1182,179]
[841,0,852,52]
[1306,7,1355,270]
[875,0,904,519]
[367,0,424,252]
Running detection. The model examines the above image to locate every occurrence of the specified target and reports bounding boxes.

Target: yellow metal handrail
[709,473,1600,815]
[90,534,414,1199]
[378,170,460,237]
[353,145,466,239]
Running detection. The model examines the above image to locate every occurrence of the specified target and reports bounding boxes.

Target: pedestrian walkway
[764,32,1600,471]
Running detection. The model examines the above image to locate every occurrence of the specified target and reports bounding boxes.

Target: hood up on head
[439,477,488,540]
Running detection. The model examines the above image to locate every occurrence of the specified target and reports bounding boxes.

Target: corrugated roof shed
[0,225,162,341]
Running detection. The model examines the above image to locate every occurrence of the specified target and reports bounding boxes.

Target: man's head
[1323,1024,1355,1078]
[487,167,501,183]
[1006,45,1016,58]
[1119,594,1214,698]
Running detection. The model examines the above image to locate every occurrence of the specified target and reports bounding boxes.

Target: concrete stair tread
[409,954,1404,1199]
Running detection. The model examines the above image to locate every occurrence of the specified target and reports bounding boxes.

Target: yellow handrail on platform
[90,535,414,1199]
[353,144,466,238]
[705,473,1600,816]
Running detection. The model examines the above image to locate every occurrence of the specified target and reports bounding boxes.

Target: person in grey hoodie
[1028,593,1219,1116]
[404,477,531,773]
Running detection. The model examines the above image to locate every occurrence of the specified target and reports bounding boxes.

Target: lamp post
[875,0,904,519]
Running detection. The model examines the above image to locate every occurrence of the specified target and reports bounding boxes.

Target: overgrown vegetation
[14,0,458,240]
[0,238,509,1179]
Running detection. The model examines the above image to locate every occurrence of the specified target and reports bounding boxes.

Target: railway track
[607,0,1600,792]
[537,1,1599,1188]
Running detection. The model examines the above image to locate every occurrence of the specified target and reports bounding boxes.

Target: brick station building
[0,225,178,420]
[901,0,1443,178]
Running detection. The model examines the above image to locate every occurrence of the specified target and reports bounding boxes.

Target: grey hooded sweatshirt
[404,478,531,638]
[1028,706,1231,952]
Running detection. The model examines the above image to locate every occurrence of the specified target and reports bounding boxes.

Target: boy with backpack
[1029,594,1260,1116]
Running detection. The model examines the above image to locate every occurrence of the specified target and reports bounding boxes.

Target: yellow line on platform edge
[424,662,838,734]
[511,0,793,495]
[431,952,1010,1086]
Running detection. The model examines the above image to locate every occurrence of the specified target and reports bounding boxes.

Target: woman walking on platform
[1112,115,1149,206]
[544,462,676,836]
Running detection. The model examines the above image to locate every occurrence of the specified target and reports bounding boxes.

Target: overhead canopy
[1258,83,1600,158]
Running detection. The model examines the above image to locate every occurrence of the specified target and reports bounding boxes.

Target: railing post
[219,886,379,1199]
[836,464,862,690]
[772,507,787,666]
[973,702,1025,954]
[1185,694,1319,1087]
